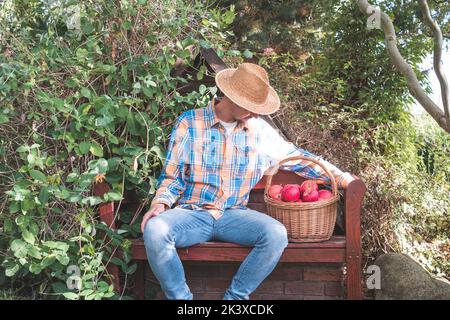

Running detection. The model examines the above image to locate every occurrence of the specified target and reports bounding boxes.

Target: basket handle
[264,155,338,197]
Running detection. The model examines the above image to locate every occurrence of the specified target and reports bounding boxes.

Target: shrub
[0,0,238,299]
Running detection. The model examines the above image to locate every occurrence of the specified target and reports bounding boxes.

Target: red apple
[281,184,301,202]
[302,189,319,202]
[299,180,318,195]
[318,189,333,200]
[268,185,283,201]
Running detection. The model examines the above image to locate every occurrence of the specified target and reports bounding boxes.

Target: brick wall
[144,261,346,300]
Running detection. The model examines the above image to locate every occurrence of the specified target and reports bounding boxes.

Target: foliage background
[1,0,449,299]
[0,0,238,299]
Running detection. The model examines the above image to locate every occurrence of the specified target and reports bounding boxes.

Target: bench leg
[346,258,363,300]
[134,261,146,300]
[344,179,365,300]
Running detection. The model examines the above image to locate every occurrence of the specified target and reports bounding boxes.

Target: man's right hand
[141,202,167,234]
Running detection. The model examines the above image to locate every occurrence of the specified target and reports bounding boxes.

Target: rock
[373,253,450,300]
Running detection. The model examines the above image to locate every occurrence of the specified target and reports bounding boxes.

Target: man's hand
[141,203,167,233]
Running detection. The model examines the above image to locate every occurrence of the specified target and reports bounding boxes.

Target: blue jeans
[143,207,288,300]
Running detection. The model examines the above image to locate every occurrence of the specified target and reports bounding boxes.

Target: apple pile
[268,180,333,203]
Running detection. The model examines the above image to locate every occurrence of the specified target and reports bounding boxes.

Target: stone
[374,253,450,300]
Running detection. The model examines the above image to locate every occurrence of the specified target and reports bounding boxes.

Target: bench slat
[131,236,346,263]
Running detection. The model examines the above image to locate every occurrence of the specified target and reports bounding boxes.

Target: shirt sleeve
[152,114,189,207]
[257,119,355,189]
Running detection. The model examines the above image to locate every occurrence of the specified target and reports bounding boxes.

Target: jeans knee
[143,218,172,246]
[261,223,289,249]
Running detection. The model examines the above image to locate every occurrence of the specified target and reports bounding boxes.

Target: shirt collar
[206,98,249,131]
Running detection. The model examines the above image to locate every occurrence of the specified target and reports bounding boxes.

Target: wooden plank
[93,182,121,292]
[134,261,145,300]
[344,177,366,300]
[246,202,267,213]
[131,236,346,263]
[200,48,227,72]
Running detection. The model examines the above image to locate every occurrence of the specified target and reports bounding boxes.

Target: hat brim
[215,68,280,115]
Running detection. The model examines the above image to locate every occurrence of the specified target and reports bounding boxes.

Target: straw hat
[215,63,280,115]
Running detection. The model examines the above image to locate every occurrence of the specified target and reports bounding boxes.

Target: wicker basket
[264,155,339,243]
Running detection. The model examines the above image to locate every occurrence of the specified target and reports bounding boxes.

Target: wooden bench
[94,170,366,300]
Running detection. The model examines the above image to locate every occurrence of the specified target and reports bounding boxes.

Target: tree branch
[418,0,450,131]
[355,0,449,133]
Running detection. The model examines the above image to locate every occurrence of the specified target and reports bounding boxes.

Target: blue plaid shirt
[153,99,354,219]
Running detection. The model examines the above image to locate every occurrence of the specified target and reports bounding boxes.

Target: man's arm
[151,114,189,207]
[258,119,355,189]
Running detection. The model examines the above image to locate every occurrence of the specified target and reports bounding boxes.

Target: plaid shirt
[153,99,355,219]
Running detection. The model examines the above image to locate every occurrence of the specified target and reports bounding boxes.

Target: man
[141,63,354,300]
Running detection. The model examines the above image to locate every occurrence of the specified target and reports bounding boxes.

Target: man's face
[228,98,259,122]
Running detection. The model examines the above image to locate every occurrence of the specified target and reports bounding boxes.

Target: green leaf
[116,107,129,119]
[88,158,109,173]
[15,215,29,227]
[126,263,138,274]
[78,173,96,188]
[54,187,71,200]
[107,133,119,145]
[79,141,91,155]
[43,241,70,252]
[196,65,206,81]
[30,170,47,183]
[81,17,94,35]
[29,263,43,274]
[10,239,28,258]
[0,114,10,124]
[56,253,70,266]
[110,257,125,268]
[80,87,91,99]
[126,112,138,135]
[243,49,253,59]
[5,264,19,277]
[209,86,217,96]
[29,221,39,236]
[199,40,212,49]
[41,254,56,268]
[27,153,36,165]
[227,49,241,57]
[66,172,79,183]
[81,289,94,296]
[89,142,104,157]
[123,21,132,30]
[22,230,35,245]
[39,187,50,205]
[150,145,166,163]
[22,198,36,212]
[9,202,19,214]
[104,192,123,201]
[95,114,113,126]
[11,239,26,251]
[4,218,14,233]
[142,86,153,98]
[68,193,82,203]
[81,196,103,206]
[199,84,207,95]
[16,145,29,152]
[62,292,79,300]
[28,247,42,259]
[52,282,68,294]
